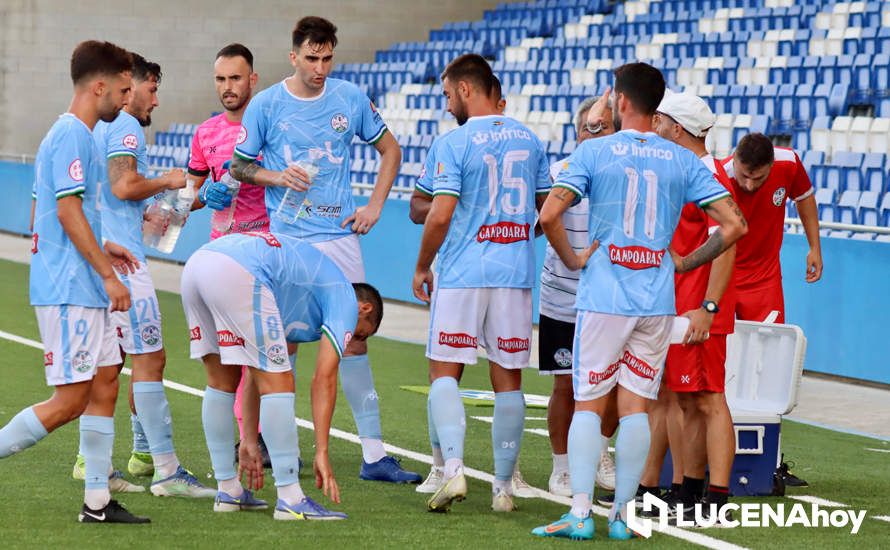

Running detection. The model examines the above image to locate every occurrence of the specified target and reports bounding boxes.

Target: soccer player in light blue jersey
[533,63,747,541]
[228,16,419,484]
[75,53,214,499]
[412,54,551,513]
[0,40,150,524]
[181,231,385,520]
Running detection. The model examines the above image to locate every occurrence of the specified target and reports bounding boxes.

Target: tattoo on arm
[551,187,576,203]
[107,155,136,186]
[705,196,747,229]
[680,229,726,273]
[231,156,260,184]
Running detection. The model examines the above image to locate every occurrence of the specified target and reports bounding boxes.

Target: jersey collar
[280,79,327,102]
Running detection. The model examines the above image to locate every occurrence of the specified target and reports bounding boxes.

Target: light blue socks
[131,413,150,454]
[492,390,525,482]
[132,381,175,454]
[612,413,650,522]
[0,406,48,458]
[79,415,114,490]
[568,411,603,518]
[259,393,300,487]
[339,354,382,440]
[202,386,237,481]
[429,377,465,463]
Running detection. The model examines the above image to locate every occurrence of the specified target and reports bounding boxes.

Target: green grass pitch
[0,258,888,548]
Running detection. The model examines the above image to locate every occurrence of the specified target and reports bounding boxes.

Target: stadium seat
[859,191,880,226]
[815,187,837,222]
[837,190,861,224]
[881,192,890,226]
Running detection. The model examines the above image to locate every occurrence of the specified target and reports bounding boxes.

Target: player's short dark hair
[292,16,338,50]
[70,40,133,85]
[131,53,162,84]
[441,53,494,97]
[353,282,383,329]
[216,43,254,70]
[735,133,775,169]
[491,74,502,101]
[613,62,665,116]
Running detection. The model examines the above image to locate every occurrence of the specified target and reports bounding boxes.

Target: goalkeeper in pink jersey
[188,43,271,465]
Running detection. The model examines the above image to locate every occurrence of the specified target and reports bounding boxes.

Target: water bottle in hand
[211,160,242,236]
[155,178,196,253]
[275,158,319,225]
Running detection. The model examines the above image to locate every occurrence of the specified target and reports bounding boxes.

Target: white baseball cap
[656,91,716,138]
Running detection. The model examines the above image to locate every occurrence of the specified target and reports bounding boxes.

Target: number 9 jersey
[554,130,730,316]
[431,115,551,289]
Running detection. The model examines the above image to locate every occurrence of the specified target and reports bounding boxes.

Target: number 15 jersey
[432,115,550,289]
[554,130,729,316]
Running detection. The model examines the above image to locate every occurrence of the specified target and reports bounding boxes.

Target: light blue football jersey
[202,232,358,357]
[234,79,387,243]
[554,130,731,316]
[94,111,149,261]
[30,113,108,307]
[415,131,453,196]
[432,115,550,289]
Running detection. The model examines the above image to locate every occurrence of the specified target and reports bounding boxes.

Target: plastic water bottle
[211,162,241,235]
[142,190,176,250]
[155,178,196,253]
[274,159,319,225]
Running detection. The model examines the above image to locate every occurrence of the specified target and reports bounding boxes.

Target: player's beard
[98,97,122,123]
[221,93,248,113]
[612,108,622,132]
[137,114,152,127]
[452,97,469,126]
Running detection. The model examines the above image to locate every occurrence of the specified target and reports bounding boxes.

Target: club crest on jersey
[141,325,160,346]
[608,244,665,270]
[497,337,529,354]
[476,221,530,244]
[439,332,477,349]
[623,351,656,380]
[772,187,786,206]
[68,159,84,182]
[589,360,620,384]
[331,113,349,133]
[236,126,247,145]
[554,348,572,368]
[611,143,629,156]
[122,134,138,150]
[217,330,245,347]
[189,327,202,341]
[73,350,93,373]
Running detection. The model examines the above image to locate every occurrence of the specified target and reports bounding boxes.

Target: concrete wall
[0,0,504,155]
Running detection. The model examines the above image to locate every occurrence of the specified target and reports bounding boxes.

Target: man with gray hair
[540,92,617,497]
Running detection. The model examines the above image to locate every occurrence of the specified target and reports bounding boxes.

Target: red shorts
[664,334,727,393]
[735,280,785,323]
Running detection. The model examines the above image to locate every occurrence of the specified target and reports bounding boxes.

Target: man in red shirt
[723,133,822,323]
[640,92,740,518]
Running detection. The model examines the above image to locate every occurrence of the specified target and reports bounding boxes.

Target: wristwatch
[702,300,720,314]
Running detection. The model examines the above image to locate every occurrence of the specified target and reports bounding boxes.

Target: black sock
[638,484,660,497]
[707,484,729,507]
[680,476,705,506]
[670,482,682,495]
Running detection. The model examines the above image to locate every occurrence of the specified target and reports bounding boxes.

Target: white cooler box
[660,320,807,496]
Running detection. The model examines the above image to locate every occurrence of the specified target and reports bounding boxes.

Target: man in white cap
[645,91,739,521]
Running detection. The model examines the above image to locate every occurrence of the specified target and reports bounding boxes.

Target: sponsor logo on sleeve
[189,326,202,341]
[608,244,665,270]
[497,337,529,354]
[436,162,445,175]
[772,187,786,206]
[43,352,53,367]
[331,113,349,133]
[476,221,530,244]
[243,231,281,247]
[622,351,657,380]
[438,332,477,349]
[122,134,138,150]
[68,159,84,182]
[217,330,245,347]
[236,126,247,145]
[72,350,94,373]
[588,360,620,384]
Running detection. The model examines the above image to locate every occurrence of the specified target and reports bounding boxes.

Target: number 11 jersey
[431,115,550,289]
[554,130,729,316]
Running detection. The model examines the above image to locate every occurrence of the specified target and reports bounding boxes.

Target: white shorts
[35,305,122,386]
[573,311,673,401]
[110,263,163,355]
[181,250,290,372]
[311,234,365,283]
[426,287,532,369]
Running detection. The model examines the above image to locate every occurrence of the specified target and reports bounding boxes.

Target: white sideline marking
[0,329,744,550]
[788,495,849,508]
[865,447,890,454]
[873,516,890,523]
[471,415,550,437]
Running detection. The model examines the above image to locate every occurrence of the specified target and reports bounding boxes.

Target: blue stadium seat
[860,191,880,227]
[837,190,861,225]
[881,192,890,226]
[815,188,837,222]
[862,153,887,194]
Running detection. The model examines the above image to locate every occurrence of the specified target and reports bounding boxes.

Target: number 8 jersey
[431,115,551,289]
[554,130,730,316]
